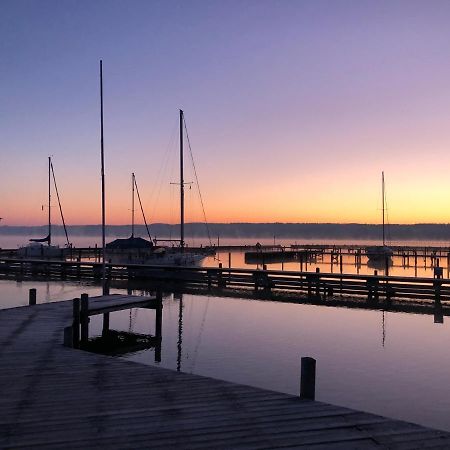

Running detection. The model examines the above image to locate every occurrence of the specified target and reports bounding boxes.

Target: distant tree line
[2,223,450,241]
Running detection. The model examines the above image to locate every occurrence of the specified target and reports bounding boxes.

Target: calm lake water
[2,233,450,278]
[1,276,449,433]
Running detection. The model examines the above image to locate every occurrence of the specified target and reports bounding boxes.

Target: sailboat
[365,171,393,261]
[106,110,213,266]
[17,157,70,258]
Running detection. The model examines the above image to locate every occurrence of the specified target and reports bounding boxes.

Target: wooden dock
[1,298,450,448]
[2,258,450,313]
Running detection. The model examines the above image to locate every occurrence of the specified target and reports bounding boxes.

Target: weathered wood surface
[0,300,449,448]
[85,294,158,315]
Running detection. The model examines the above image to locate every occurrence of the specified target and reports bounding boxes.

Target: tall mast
[100,60,107,294]
[48,156,51,246]
[131,172,135,238]
[180,109,185,251]
[382,171,385,246]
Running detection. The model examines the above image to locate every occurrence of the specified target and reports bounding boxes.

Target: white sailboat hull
[106,248,207,267]
[365,245,394,260]
[17,243,65,259]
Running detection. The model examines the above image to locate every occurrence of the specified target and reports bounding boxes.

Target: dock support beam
[300,357,316,400]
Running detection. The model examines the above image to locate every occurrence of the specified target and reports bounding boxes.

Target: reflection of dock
[244,249,323,265]
[68,293,162,361]
[1,300,449,447]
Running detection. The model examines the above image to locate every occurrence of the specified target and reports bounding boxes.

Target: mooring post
[102,313,110,338]
[434,298,444,324]
[300,357,316,400]
[28,288,37,306]
[104,277,110,296]
[72,297,81,348]
[228,252,231,268]
[80,293,89,347]
[315,267,320,299]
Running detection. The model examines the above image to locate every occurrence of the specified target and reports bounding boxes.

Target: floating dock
[1,297,450,448]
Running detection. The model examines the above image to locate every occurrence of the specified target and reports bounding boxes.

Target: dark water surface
[1,278,449,432]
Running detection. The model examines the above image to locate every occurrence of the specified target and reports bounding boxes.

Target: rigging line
[50,161,70,247]
[183,116,212,247]
[189,296,210,373]
[150,119,178,223]
[134,175,153,241]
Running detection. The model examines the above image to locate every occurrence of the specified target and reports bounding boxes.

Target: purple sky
[2,0,450,225]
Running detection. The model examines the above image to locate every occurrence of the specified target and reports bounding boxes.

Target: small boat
[365,171,393,261]
[17,157,70,259]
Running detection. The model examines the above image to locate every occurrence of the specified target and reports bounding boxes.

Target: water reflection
[1,278,450,432]
[176,292,183,372]
[210,249,447,279]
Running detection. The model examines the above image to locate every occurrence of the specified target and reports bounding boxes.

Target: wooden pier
[1,258,450,317]
[1,297,449,448]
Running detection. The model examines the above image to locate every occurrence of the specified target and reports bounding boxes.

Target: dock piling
[300,357,316,400]
[72,298,81,348]
[102,313,110,338]
[28,288,37,306]
[80,293,89,347]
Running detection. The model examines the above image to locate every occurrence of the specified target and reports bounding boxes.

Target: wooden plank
[0,300,449,449]
[86,294,158,315]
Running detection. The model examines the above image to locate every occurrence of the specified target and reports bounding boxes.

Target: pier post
[339,255,343,274]
[300,357,316,400]
[228,252,231,269]
[434,297,444,324]
[315,268,321,299]
[28,288,37,306]
[80,293,89,347]
[72,297,80,348]
[433,279,442,302]
[102,313,110,338]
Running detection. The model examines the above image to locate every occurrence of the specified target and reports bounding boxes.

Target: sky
[2,0,450,226]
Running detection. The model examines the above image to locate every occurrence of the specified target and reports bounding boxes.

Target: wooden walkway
[1,300,450,448]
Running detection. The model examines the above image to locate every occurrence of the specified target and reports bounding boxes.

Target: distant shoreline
[2,223,450,241]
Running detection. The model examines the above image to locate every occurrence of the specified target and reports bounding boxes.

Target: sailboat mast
[100,60,107,294]
[131,172,135,238]
[180,109,185,251]
[48,156,51,246]
[382,171,385,246]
